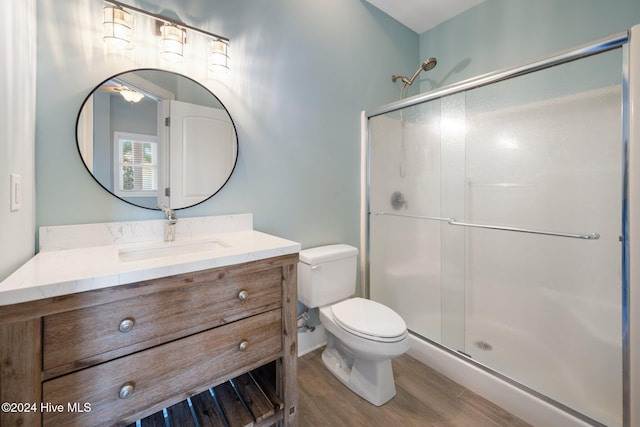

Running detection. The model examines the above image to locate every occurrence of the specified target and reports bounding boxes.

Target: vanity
[0,214,300,426]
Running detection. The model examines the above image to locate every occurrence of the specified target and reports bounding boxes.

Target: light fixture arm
[104,0,229,43]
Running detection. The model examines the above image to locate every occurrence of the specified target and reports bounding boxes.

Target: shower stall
[363,27,640,427]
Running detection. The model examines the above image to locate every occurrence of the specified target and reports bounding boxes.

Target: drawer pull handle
[238,340,249,352]
[237,290,249,301]
[118,318,135,333]
[119,382,135,399]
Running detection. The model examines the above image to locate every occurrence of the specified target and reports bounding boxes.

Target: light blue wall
[35,0,417,252]
[36,0,640,270]
[418,0,640,92]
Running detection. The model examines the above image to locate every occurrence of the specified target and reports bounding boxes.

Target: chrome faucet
[160,206,177,242]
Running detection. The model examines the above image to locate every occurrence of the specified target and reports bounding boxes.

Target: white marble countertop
[0,214,300,306]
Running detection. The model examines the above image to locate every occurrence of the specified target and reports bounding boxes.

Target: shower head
[421,57,437,72]
[407,57,437,85]
[392,57,438,88]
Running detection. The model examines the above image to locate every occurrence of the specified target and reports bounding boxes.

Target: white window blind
[114,132,158,198]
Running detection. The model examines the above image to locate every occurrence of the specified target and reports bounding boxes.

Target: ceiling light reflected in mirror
[119,87,144,103]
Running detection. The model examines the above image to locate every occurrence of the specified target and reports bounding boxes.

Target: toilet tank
[297,244,359,308]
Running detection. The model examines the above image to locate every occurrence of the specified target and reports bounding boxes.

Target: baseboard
[297,325,326,357]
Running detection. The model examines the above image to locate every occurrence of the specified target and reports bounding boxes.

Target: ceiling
[365,0,485,34]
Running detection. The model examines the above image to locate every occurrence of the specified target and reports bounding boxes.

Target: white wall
[0,1,36,281]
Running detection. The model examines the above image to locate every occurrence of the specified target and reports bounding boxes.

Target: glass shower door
[368,46,623,426]
[460,49,622,426]
[369,99,444,342]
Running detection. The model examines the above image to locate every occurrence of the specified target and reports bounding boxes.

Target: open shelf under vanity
[129,363,281,427]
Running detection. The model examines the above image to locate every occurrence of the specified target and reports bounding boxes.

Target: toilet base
[321,334,397,406]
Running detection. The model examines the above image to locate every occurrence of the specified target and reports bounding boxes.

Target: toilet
[297,244,409,406]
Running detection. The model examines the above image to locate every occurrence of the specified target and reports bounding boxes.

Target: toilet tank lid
[299,244,358,265]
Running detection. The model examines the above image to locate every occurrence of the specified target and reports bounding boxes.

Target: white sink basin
[119,238,231,262]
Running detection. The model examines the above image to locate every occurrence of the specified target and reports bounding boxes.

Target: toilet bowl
[319,297,409,406]
[297,244,409,406]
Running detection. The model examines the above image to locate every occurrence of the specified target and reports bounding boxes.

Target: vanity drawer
[43,267,282,375]
[42,308,282,427]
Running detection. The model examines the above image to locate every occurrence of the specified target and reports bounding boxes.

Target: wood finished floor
[298,348,532,427]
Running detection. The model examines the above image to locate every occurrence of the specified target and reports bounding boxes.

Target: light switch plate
[10,173,21,211]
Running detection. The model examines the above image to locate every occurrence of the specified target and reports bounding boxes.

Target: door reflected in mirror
[77,69,238,210]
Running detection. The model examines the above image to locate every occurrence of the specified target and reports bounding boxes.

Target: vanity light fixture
[160,23,186,62]
[103,5,134,48]
[208,39,230,72]
[102,1,231,71]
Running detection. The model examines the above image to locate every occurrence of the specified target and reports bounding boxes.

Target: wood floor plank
[297,385,335,427]
[457,389,532,427]
[298,350,413,427]
[298,348,531,427]
[393,355,501,426]
[298,352,426,427]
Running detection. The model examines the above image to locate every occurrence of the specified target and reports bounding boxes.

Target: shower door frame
[361,25,640,427]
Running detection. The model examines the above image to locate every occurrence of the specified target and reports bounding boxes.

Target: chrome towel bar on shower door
[447,220,600,240]
[372,212,600,240]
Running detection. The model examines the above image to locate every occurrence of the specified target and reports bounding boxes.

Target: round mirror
[76,69,238,210]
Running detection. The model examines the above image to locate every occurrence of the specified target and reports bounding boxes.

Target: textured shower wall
[368,48,624,426]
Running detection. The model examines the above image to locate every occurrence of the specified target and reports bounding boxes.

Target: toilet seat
[330,297,407,343]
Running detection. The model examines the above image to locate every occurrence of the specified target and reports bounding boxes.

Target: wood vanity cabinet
[0,254,298,427]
